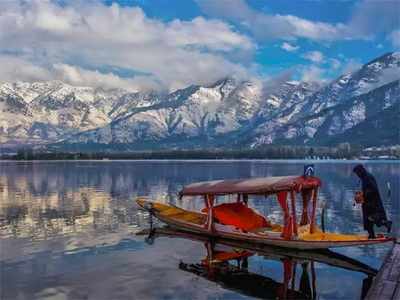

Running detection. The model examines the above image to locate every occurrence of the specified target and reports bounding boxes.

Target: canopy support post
[300,189,311,226]
[243,194,248,206]
[204,194,215,232]
[310,188,319,234]
[290,190,298,236]
[278,191,292,240]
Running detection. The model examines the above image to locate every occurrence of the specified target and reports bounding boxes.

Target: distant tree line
[361,145,400,158]
[0,143,386,160]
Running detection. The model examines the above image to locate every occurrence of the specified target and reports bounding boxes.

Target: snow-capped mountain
[0,52,399,149]
[298,52,400,116]
[68,78,265,145]
[252,52,400,147]
[0,81,111,144]
[253,79,399,146]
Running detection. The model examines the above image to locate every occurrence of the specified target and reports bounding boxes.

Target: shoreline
[1,159,399,163]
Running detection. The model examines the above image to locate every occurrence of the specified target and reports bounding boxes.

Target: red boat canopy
[179,176,321,197]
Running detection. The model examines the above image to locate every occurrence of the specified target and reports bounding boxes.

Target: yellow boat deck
[137,199,368,242]
[298,224,368,241]
[139,199,206,225]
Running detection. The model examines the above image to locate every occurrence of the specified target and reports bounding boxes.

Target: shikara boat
[137,227,378,276]
[136,175,394,250]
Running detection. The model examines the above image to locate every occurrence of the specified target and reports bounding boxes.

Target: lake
[0,160,398,300]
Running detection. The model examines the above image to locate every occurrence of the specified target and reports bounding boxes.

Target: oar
[320,200,326,233]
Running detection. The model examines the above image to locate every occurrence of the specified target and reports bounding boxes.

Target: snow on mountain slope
[251,52,400,147]
[326,105,399,147]
[70,78,265,144]
[0,81,111,144]
[253,80,400,146]
[1,52,399,148]
[299,52,400,116]
[0,81,63,103]
[249,81,321,145]
[68,77,323,147]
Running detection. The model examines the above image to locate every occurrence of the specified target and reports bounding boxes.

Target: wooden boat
[136,175,394,250]
[137,227,378,276]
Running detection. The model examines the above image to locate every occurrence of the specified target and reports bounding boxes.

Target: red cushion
[202,202,270,231]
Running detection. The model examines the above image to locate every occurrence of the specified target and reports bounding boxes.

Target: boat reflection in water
[139,227,378,300]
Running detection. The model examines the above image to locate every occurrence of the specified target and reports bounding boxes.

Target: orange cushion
[202,202,270,231]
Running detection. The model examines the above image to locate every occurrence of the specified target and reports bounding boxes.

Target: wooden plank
[367,279,396,299]
[387,245,400,282]
[366,243,400,300]
[393,285,400,300]
[380,281,397,299]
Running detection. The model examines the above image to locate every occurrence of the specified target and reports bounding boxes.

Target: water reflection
[1,161,398,241]
[140,227,378,300]
[0,161,398,299]
[0,184,145,242]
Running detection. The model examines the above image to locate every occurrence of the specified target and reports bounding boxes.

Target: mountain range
[1,52,399,151]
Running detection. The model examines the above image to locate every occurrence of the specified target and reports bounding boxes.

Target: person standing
[353,164,392,239]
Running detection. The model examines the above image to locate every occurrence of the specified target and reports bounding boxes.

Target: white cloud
[198,0,350,42]
[342,59,362,74]
[389,29,400,48]
[52,64,161,91]
[281,15,348,41]
[281,42,299,52]
[330,58,341,70]
[198,0,400,43]
[301,65,327,83]
[0,55,160,91]
[0,0,254,91]
[262,69,295,97]
[348,0,400,38]
[166,17,253,51]
[303,51,324,63]
[0,55,53,83]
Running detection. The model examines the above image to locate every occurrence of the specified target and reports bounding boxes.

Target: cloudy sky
[0,0,399,91]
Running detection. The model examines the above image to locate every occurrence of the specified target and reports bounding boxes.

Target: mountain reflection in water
[0,184,144,241]
[0,161,398,299]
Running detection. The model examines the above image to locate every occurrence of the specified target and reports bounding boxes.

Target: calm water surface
[0,160,399,300]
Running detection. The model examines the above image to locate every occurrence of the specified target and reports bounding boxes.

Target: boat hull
[156,212,392,250]
[137,227,378,276]
[138,199,394,250]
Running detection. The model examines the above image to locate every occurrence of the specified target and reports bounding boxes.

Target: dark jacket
[359,171,387,229]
